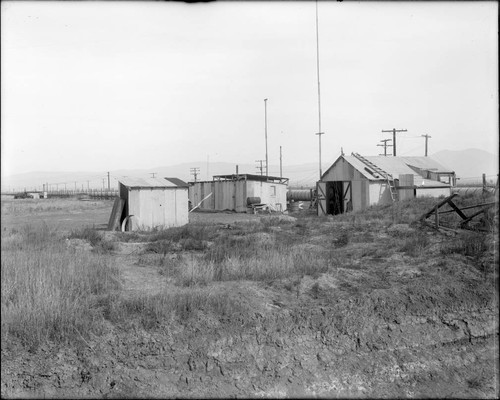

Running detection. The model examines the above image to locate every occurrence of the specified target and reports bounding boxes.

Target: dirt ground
[1,197,498,398]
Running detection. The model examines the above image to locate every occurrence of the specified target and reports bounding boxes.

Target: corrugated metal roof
[398,156,453,173]
[328,155,453,188]
[118,177,187,189]
[165,177,189,187]
[341,156,453,180]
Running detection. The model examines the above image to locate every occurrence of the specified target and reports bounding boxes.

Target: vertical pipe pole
[264,98,268,177]
[279,145,282,178]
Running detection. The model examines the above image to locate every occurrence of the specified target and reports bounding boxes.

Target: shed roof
[323,155,454,185]
[212,174,289,184]
[118,177,188,189]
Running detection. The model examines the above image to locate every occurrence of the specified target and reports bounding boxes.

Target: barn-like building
[189,174,288,213]
[112,177,189,231]
[317,153,456,216]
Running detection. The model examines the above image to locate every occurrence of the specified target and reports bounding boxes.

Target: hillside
[2,149,497,192]
[431,149,498,182]
[1,162,320,192]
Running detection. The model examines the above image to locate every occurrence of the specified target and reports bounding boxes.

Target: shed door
[343,182,352,212]
[317,181,327,216]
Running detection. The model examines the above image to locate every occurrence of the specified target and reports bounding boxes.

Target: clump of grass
[399,233,430,256]
[440,232,488,258]
[1,225,120,349]
[104,289,247,329]
[149,224,211,243]
[68,227,116,253]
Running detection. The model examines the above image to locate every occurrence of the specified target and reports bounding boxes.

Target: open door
[317,181,327,216]
[343,182,352,212]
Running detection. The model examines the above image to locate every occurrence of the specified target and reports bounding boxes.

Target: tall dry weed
[1,225,120,348]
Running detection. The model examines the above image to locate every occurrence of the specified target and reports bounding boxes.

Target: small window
[270,185,276,196]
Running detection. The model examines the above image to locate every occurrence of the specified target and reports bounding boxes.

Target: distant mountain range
[430,149,498,183]
[2,149,497,192]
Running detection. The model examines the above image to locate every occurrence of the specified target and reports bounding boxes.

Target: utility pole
[255,160,265,176]
[87,180,90,191]
[421,134,431,157]
[102,179,105,189]
[190,167,200,182]
[315,0,324,180]
[381,128,407,156]
[377,138,393,156]
[150,172,156,178]
[264,98,268,177]
[107,172,110,189]
[279,146,283,178]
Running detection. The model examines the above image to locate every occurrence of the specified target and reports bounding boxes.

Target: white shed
[116,177,189,231]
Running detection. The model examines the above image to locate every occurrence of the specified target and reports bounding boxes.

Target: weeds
[440,232,488,258]
[104,289,247,329]
[1,225,120,348]
[69,226,116,253]
[399,233,430,257]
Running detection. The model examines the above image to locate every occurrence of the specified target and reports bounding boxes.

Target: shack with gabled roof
[317,154,456,216]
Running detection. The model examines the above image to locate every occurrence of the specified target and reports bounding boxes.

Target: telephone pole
[107,172,110,189]
[190,167,200,182]
[381,128,407,156]
[150,172,156,178]
[264,98,269,177]
[377,138,393,156]
[255,160,265,176]
[421,134,432,157]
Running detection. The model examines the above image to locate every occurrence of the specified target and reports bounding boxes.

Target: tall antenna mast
[315,0,324,179]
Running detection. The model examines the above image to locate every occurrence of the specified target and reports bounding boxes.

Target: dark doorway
[327,181,344,215]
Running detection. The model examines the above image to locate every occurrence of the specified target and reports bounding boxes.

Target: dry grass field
[1,194,498,398]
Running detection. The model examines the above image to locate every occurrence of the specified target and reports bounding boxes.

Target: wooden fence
[46,189,119,199]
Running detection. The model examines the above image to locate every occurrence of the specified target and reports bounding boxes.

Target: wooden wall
[126,187,188,231]
[322,158,369,212]
[189,180,287,212]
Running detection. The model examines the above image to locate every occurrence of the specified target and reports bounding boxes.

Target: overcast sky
[1,1,498,177]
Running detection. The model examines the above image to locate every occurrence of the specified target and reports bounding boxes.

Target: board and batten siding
[321,158,370,212]
[127,187,188,231]
[189,180,287,212]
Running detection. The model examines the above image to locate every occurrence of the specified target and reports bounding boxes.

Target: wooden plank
[107,197,124,231]
[446,199,468,220]
[420,193,458,220]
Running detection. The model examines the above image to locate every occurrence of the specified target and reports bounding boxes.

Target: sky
[1,1,498,178]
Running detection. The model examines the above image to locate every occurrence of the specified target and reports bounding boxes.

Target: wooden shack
[112,177,189,231]
[189,174,289,213]
[317,154,455,216]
